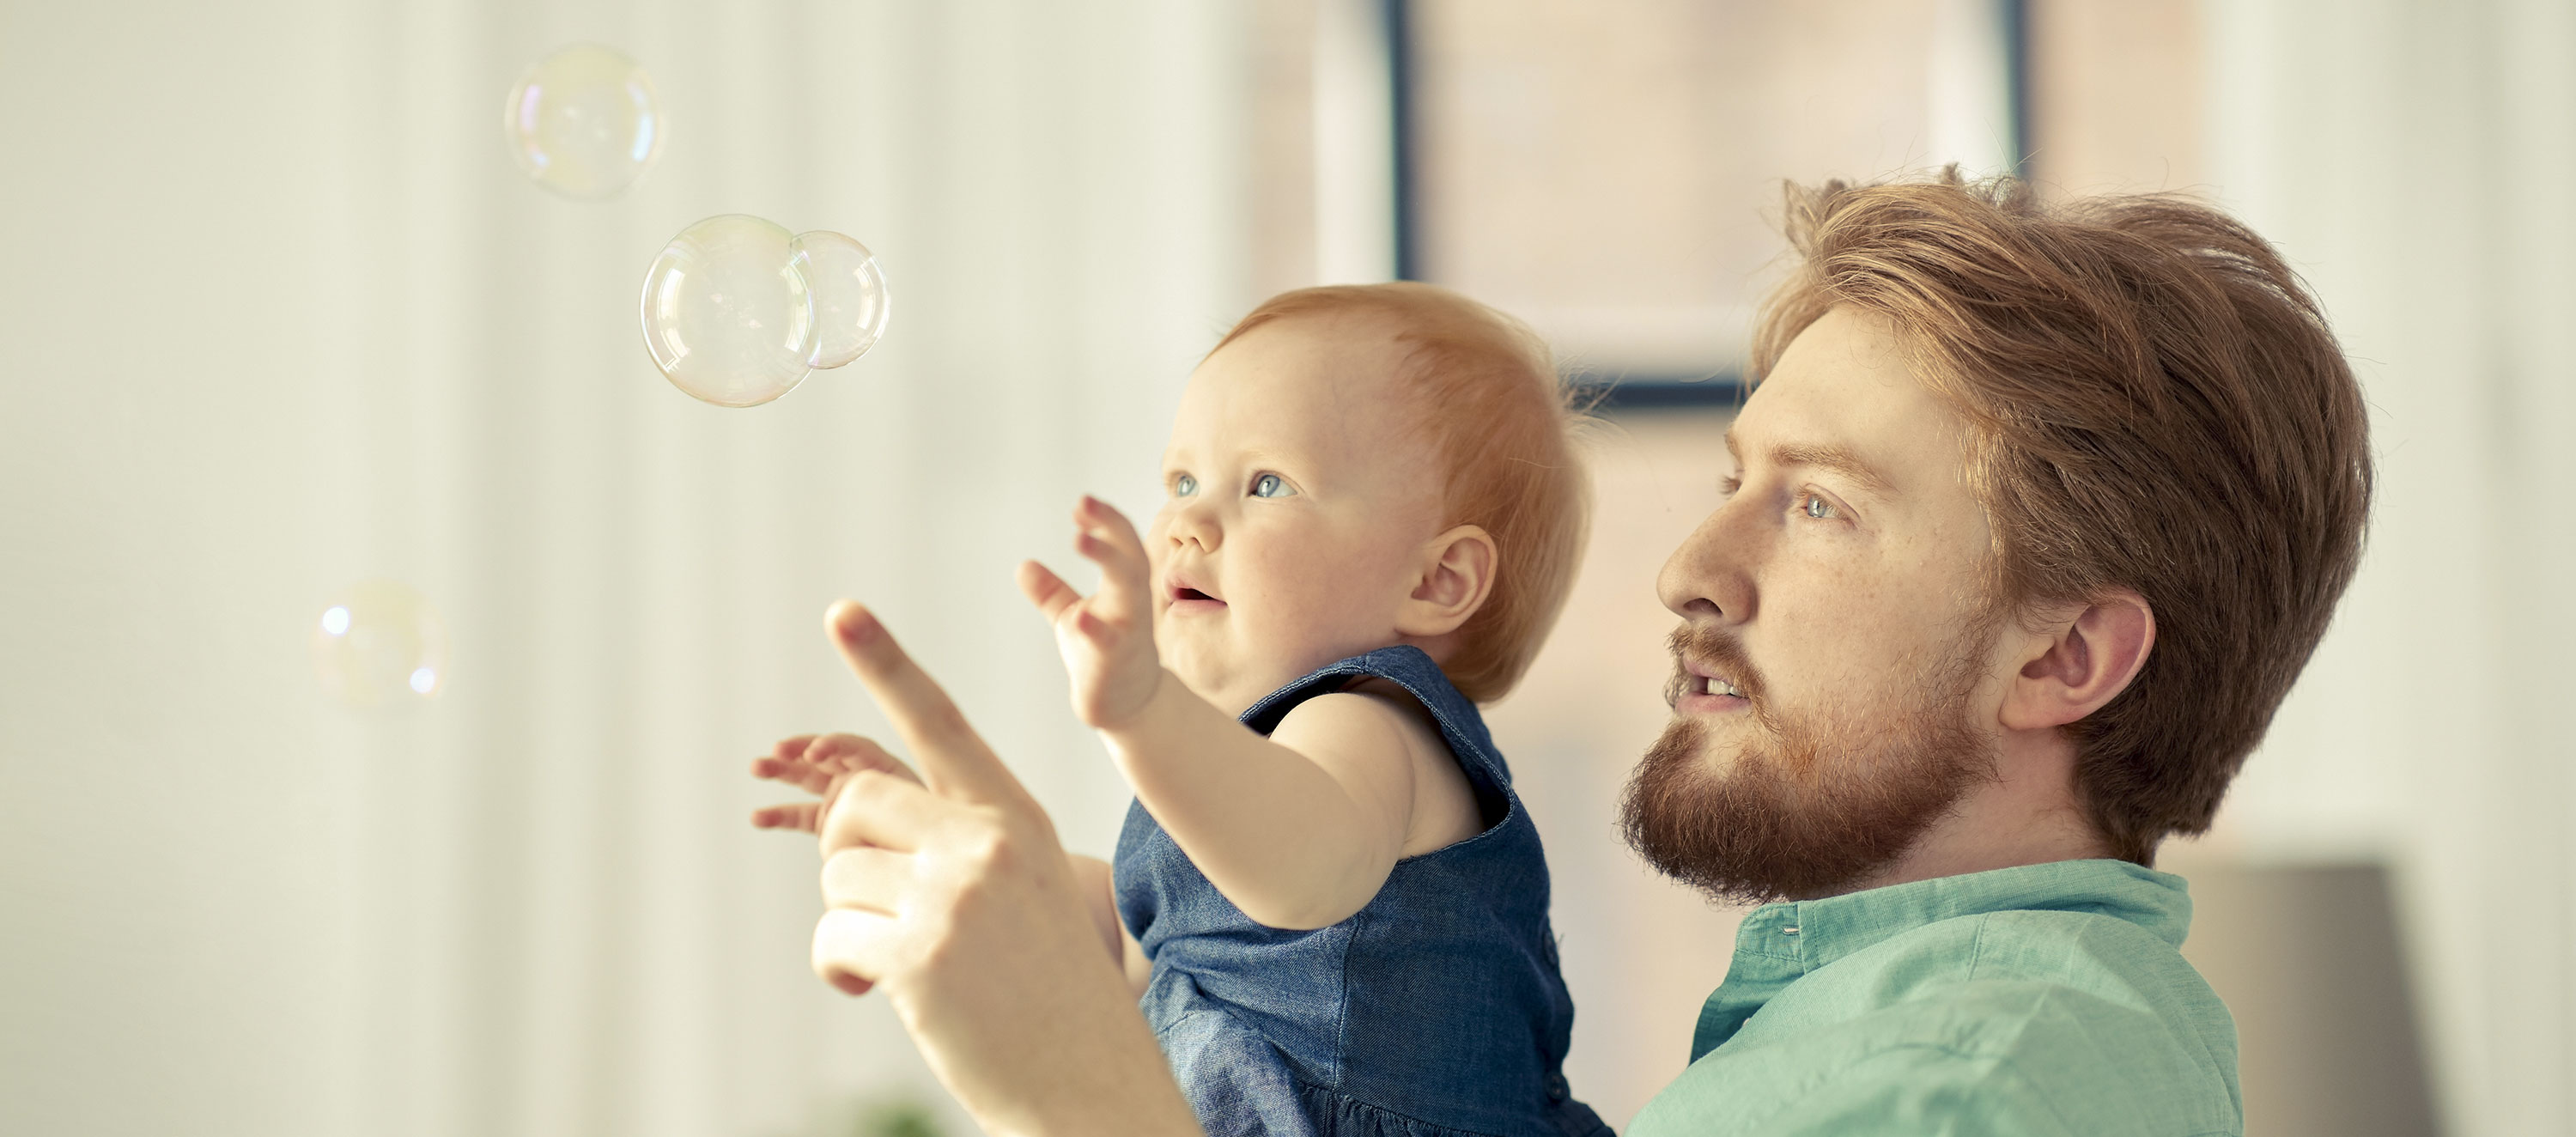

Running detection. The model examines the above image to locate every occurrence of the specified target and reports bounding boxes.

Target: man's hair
[1210,283,1590,703]
[1750,171,2372,864]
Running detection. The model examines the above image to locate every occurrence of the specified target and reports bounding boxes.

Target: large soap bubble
[312,580,449,710]
[641,215,819,407]
[504,44,664,199]
[790,231,891,369]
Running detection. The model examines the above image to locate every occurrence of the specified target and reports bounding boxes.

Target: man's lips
[1672,657,1753,714]
[1666,624,1761,715]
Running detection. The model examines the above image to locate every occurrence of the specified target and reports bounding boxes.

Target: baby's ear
[1397,525,1498,638]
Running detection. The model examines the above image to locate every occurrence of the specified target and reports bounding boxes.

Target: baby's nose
[1167,502,1222,550]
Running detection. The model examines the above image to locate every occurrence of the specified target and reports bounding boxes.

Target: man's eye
[1718,476,1742,497]
[1250,473,1295,498]
[1801,493,1837,520]
[1172,473,1198,497]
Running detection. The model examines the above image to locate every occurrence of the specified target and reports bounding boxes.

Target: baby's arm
[1020,497,1461,931]
[1109,678,1442,929]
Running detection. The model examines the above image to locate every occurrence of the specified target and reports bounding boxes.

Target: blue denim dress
[1114,647,1613,1137]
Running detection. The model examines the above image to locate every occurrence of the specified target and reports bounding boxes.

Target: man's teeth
[1702,676,1744,697]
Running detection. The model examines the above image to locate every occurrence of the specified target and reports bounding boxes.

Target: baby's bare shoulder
[1278,683,1479,852]
[1273,680,1443,757]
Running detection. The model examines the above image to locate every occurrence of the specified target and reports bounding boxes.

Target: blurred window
[1404,0,2020,388]
[1241,0,2208,390]
[2023,0,2205,197]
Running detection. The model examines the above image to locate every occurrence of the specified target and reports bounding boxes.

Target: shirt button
[1546,1073,1569,1100]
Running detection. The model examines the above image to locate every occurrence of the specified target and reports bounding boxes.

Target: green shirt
[1626,860,2241,1136]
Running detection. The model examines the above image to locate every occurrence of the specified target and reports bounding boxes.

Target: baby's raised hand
[1018,496,1165,730]
[748,732,923,836]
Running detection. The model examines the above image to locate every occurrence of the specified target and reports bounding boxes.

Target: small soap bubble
[503,43,664,199]
[789,231,891,369]
[640,215,819,407]
[312,580,450,710]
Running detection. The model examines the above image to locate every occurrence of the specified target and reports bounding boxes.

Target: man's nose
[1658,496,1759,624]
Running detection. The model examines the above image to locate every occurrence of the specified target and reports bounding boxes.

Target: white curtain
[0,2,1246,1134]
[2202,1,2576,1134]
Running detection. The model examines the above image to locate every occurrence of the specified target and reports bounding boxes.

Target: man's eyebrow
[1722,427,1896,495]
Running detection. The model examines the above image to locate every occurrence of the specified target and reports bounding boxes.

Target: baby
[760,283,1606,1137]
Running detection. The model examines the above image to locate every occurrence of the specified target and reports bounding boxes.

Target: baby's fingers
[1018,559,1084,626]
[752,756,840,795]
[1072,496,1152,623]
[1071,496,1148,569]
[751,801,824,832]
[804,733,923,787]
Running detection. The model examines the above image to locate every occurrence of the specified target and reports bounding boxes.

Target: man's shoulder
[1632,909,2241,1136]
[1787,907,2237,1052]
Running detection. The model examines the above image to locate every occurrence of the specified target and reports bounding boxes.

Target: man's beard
[1618,623,1997,905]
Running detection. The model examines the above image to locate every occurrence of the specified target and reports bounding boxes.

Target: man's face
[1622,307,2015,903]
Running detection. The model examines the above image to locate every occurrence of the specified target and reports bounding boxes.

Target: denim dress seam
[1329,906,1361,1088]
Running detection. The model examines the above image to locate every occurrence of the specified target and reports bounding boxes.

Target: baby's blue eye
[1802,494,1836,520]
[1173,473,1199,497]
[1250,473,1294,498]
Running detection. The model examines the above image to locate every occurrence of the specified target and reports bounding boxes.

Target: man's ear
[1395,524,1498,639]
[1999,590,2155,732]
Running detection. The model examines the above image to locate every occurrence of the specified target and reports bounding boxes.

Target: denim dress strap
[1240,646,1516,819]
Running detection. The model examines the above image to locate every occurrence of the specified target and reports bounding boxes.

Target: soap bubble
[503,44,664,199]
[312,580,449,709]
[640,215,818,407]
[789,231,891,369]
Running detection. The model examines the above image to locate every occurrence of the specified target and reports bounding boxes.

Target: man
[793,173,2371,1136]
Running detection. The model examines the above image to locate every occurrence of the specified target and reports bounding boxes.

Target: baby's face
[1151,317,1447,714]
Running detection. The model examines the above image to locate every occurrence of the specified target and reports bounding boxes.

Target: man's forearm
[1064,853,1127,964]
[924,957,1204,1137]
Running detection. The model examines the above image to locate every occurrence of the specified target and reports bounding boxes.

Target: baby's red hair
[1209,283,1589,703]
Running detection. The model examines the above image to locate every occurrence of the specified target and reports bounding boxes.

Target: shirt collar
[1690,859,2193,1061]
[1782,857,2190,967]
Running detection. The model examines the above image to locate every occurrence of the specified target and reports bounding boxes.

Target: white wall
[0,3,1247,1134]
[2199,1,2576,1133]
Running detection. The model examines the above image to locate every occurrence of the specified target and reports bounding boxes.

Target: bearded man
[790,173,2372,1137]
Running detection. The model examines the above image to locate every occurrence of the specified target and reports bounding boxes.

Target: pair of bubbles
[501,45,891,406]
[641,216,890,407]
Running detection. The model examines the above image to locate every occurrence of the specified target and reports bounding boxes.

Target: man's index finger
[825,600,1023,805]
